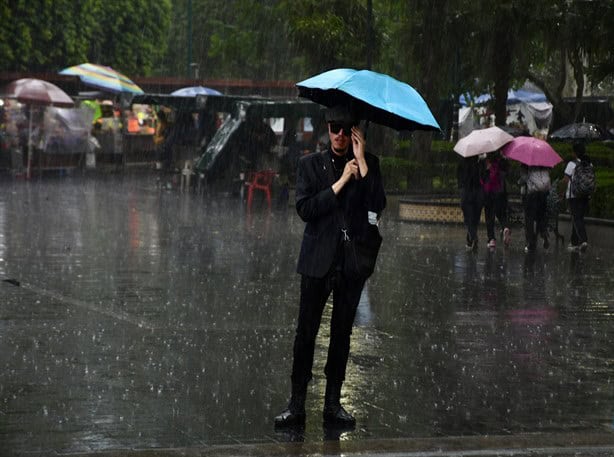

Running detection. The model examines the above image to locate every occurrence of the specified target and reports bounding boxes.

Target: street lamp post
[186,0,193,78]
[190,63,200,80]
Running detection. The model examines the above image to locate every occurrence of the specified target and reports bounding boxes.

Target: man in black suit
[274,105,386,428]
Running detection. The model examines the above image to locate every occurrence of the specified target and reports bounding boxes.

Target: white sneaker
[487,239,496,248]
[567,244,580,252]
[503,228,511,247]
[580,242,588,252]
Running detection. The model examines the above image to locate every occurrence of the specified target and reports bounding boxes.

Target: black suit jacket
[295,148,386,278]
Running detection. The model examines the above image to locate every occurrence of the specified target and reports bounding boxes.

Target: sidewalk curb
[44,431,614,457]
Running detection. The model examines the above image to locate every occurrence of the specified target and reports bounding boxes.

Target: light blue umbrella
[296,68,440,132]
[171,86,222,96]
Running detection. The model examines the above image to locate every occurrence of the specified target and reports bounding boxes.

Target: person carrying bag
[275,105,386,429]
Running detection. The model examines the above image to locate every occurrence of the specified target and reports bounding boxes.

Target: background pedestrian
[563,142,593,252]
[519,164,551,252]
[480,152,511,248]
[457,155,483,251]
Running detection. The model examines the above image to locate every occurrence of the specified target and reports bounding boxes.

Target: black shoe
[322,380,355,427]
[274,384,307,428]
[323,404,356,427]
[274,408,306,428]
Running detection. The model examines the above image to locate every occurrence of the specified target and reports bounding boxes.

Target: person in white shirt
[563,142,590,251]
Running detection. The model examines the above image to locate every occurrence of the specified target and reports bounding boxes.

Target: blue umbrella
[296,68,440,132]
[459,88,547,106]
[171,86,222,97]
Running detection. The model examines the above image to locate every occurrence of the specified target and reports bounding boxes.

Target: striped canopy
[60,63,144,94]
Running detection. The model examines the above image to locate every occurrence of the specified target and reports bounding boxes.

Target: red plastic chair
[246,169,276,211]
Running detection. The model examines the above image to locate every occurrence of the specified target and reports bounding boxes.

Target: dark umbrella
[296,68,440,132]
[549,122,606,141]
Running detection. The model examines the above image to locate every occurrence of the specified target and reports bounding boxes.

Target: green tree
[0,0,170,76]
[165,0,302,80]
[527,0,614,125]
[281,0,375,74]
[0,0,97,72]
[88,0,171,76]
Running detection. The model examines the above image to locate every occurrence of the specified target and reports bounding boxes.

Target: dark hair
[572,142,586,158]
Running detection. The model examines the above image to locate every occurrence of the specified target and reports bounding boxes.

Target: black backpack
[571,160,596,197]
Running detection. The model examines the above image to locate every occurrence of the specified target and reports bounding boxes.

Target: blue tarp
[460,88,547,106]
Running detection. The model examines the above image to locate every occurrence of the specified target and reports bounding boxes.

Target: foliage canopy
[1,0,613,127]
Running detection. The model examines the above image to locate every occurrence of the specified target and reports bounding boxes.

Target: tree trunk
[492,17,514,127]
[569,47,585,122]
[407,0,446,192]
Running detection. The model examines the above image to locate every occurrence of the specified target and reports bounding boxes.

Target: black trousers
[524,191,548,249]
[483,191,508,241]
[568,197,589,245]
[290,270,366,387]
[460,188,483,243]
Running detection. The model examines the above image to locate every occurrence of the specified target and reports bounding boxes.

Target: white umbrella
[2,78,75,178]
[454,126,514,158]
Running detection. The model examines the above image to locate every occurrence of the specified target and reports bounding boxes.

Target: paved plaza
[1,170,614,456]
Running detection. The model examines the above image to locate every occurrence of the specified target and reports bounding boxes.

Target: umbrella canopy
[549,122,606,141]
[2,78,74,107]
[1,78,75,179]
[459,87,547,106]
[296,68,440,132]
[171,86,222,96]
[501,136,562,168]
[59,63,144,94]
[454,126,514,157]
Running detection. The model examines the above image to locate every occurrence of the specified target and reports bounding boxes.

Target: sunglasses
[329,123,354,136]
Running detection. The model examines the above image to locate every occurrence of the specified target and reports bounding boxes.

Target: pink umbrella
[501,136,562,168]
[2,78,74,107]
[2,78,74,178]
[453,126,514,157]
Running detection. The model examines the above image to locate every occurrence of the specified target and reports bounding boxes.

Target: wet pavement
[1,170,614,456]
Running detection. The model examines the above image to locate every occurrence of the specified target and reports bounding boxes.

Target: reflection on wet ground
[1,171,614,455]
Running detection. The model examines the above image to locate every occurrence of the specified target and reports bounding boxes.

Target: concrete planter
[398,196,484,224]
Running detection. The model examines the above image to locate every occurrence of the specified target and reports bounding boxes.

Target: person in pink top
[480,152,511,249]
